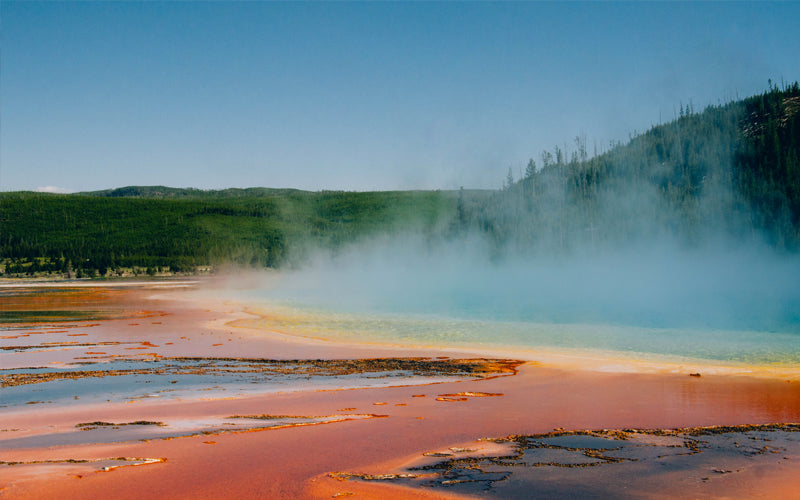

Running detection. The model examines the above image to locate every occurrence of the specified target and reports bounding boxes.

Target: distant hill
[2,83,798,277]
[79,186,308,199]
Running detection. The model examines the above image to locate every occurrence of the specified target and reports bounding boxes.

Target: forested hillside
[0,190,456,276]
[460,82,800,255]
[1,83,798,277]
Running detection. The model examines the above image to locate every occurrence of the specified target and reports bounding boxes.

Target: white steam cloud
[266,236,800,334]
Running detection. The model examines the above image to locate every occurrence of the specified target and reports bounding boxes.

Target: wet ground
[2,282,799,499]
[0,283,519,484]
[333,424,800,498]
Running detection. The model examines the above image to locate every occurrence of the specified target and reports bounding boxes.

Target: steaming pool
[235,300,799,367]
[225,246,800,368]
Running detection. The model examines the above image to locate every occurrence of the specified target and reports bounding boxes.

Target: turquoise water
[243,300,800,365]
[237,245,800,366]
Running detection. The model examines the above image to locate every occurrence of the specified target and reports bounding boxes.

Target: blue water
[236,245,800,366]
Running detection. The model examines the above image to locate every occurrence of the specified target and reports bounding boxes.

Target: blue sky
[2,1,799,193]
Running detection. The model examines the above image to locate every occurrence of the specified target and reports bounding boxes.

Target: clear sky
[2,1,799,193]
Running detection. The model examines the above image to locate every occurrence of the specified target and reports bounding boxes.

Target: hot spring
[227,239,800,367]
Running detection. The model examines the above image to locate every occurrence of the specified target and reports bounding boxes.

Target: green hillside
[0,190,457,277]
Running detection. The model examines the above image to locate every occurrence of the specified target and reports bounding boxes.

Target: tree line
[458,82,800,256]
[0,190,454,277]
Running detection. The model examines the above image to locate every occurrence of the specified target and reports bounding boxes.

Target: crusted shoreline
[331,423,800,498]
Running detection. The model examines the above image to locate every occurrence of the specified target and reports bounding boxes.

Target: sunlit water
[231,244,800,367]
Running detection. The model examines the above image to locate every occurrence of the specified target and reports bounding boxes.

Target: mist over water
[236,90,800,365]
[240,236,800,365]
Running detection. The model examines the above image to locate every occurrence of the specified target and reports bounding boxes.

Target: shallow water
[0,358,487,408]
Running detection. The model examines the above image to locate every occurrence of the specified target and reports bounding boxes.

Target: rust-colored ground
[1,281,798,499]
